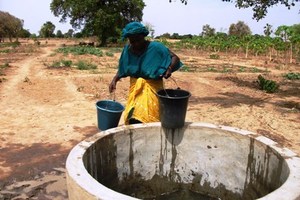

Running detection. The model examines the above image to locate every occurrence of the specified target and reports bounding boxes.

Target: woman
[109,22,182,125]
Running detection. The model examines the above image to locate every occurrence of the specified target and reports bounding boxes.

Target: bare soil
[0,39,299,199]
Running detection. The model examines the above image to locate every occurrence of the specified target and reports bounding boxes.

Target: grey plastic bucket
[96,100,124,131]
[156,89,191,129]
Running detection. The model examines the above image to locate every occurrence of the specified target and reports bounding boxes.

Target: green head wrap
[121,22,149,40]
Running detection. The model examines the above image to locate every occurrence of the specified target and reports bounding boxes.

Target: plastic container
[156,89,191,129]
[96,100,125,131]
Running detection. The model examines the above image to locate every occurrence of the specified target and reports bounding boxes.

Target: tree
[290,24,300,63]
[228,21,251,58]
[19,29,31,38]
[275,25,291,42]
[64,29,74,38]
[159,33,171,39]
[170,0,299,21]
[56,30,64,38]
[264,23,273,37]
[39,21,56,38]
[50,0,145,46]
[228,21,251,37]
[275,24,300,63]
[290,23,300,35]
[201,24,215,37]
[170,33,180,39]
[0,11,23,42]
[223,0,300,20]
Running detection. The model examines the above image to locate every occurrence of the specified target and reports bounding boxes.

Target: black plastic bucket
[96,100,124,131]
[156,89,191,129]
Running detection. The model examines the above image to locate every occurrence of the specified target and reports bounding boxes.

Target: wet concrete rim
[65,122,300,200]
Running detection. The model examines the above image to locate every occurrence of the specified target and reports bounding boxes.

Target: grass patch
[76,60,97,70]
[105,51,114,57]
[206,67,218,72]
[221,67,232,73]
[49,60,72,68]
[56,46,103,56]
[0,63,10,75]
[0,41,20,48]
[251,67,265,73]
[238,66,246,72]
[0,49,11,53]
[106,47,122,53]
[209,54,220,59]
[179,65,191,72]
[284,72,300,80]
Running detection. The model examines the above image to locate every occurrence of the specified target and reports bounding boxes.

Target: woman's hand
[161,50,179,79]
[163,67,172,79]
[109,74,120,93]
[109,79,117,93]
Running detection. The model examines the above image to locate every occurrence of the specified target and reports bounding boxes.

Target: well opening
[66,123,300,200]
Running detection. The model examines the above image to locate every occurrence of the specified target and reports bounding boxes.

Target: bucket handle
[162,77,181,98]
[109,91,116,101]
[169,76,181,90]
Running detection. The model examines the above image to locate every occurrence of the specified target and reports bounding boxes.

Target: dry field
[0,38,299,199]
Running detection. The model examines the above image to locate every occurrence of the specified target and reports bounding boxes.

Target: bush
[284,72,300,80]
[209,54,220,59]
[56,46,103,56]
[76,61,97,70]
[49,60,72,68]
[257,75,279,93]
[0,62,10,75]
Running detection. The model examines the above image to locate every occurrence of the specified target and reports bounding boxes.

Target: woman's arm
[163,50,180,79]
[168,50,180,70]
[109,72,121,93]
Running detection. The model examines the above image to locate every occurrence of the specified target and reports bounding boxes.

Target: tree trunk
[245,43,248,59]
[268,47,272,61]
[290,43,293,64]
[99,34,107,47]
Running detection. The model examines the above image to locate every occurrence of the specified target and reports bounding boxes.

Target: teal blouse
[118,41,182,79]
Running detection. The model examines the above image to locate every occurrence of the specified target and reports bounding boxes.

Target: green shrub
[221,67,232,73]
[0,41,20,48]
[105,51,114,57]
[76,61,97,70]
[251,67,264,73]
[0,63,10,75]
[284,72,300,80]
[238,66,246,72]
[257,75,279,93]
[0,63,10,68]
[61,60,72,67]
[207,67,217,72]
[0,49,11,53]
[56,46,103,56]
[209,54,220,59]
[50,60,72,68]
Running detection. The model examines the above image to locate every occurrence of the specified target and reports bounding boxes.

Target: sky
[1,0,299,36]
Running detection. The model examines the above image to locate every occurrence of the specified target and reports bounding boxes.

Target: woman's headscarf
[121,22,149,40]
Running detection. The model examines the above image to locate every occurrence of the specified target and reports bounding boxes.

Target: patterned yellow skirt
[124,77,163,125]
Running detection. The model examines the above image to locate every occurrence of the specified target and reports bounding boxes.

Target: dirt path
[0,41,299,199]
[0,46,99,199]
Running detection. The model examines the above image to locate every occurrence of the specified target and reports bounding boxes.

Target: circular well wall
[66,122,300,200]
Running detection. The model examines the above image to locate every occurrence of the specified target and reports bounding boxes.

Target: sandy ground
[0,39,299,199]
